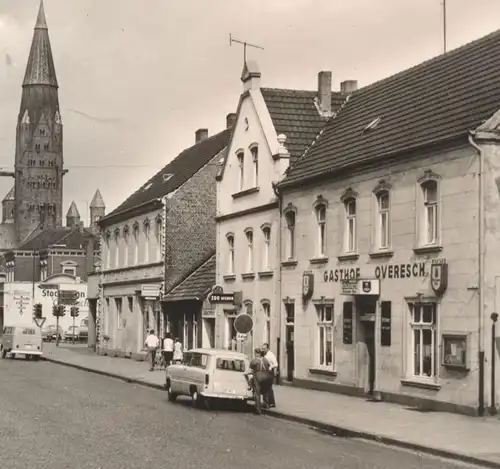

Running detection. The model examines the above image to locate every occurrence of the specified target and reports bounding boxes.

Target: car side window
[190,353,208,369]
[182,353,192,366]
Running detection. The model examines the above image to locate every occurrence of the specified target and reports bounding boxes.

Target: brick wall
[164,149,222,293]
[13,255,39,282]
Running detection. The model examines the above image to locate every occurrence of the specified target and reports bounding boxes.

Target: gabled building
[214,61,352,358]
[277,29,500,415]
[98,122,233,358]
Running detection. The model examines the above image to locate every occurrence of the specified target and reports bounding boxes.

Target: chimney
[317,71,332,114]
[341,80,358,93]
[195,128,208,144]
[226,113,237,129]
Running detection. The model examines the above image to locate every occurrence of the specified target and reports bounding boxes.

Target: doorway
[286,324,295,382]
[357,298,376,395]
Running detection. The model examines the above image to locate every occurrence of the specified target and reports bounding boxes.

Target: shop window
[245,229,254,272]
[226,233,235,274]
[408,301,438,379]
[315,204,327,257]
[261,225,271,270]
[315,304,334,368]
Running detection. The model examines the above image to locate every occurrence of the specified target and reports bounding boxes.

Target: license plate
[25,345,32,348]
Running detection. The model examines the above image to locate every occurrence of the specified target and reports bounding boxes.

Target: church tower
[14,1,64,242]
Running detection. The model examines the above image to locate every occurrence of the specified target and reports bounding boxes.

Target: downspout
[161,196,168,335]
[272,181,282,385]
[469,132,485,416]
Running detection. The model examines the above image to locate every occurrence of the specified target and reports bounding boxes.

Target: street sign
[236,333,247,342]
[38,283,59,290]
[234,313,253,334]
[59,290,79,305]
[208,292,235,303]
[33,317,46,328]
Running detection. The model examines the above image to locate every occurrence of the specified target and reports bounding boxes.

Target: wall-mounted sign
[340,279,380,296]
[202,308,215,318]
[342,302,353,345]
[302,271,314,300]
[141,284,161,298]
[234,313,253,334]
[324,262,427,283]
[431,262,448,296]
[208,292,235,303]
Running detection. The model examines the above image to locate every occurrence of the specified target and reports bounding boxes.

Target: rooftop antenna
[443,0,447,53]
[229,34,264,65]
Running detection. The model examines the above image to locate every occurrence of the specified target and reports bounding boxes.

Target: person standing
[162,332,174,367]
[245,348,272,415]
[173,337,183,364]
[144,329,159,372]
[261,342,277,408]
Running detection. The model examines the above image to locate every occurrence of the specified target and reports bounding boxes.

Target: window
[262,302,271,345]
[376,191,390,249]
[245,230,254,271]
[35,144,40,153]
[62,266,76,276]
[216,357,246,372]
[40,264,48,281]
[315,304,334,368]
[409,301,437,379]
[262,226,271,270]
[127,296,133,312]
[114,232,119,268]
[39,128,46,136]
[237,152,244,191]
[123,228,129,267]
[143,222,150,263]
[251,146,258,187]
[155,218,162,261]
[421,180,439,245]
[189,352,208,369]
[344,198,356,253]
[315,205,326,257]
[44,143,49,151]
[115,297,123,330]
[226,234,235,273]
[285,211,296,259]
[105,234,111,269]
[133,224,139,264]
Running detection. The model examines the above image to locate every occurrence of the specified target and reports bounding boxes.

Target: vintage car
[1,325,43,360]
[42,325,63,342]
[64,325,80,342]
[165,348,253,408]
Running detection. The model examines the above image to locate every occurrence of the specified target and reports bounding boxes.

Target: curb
[42,356,499,468]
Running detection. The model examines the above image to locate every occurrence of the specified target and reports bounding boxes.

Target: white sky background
[0,0,499,224]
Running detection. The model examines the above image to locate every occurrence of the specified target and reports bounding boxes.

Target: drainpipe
[272,181,282,385]
[161,196,168,336]
[469,132,485,416]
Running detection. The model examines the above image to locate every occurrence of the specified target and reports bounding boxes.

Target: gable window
[251,146,259,187]
[123,226,129,267]
[315,204,327,257]
[143,221,150,264]
[262,301,271,345]
[262,225,271,270]
[155,217,162,262]
[376,190,390,249]
[344,198,357,253]
[284,210,296,259]
[315,304,334,368]
[237,152,244,191]
[420,179,439,245]
[62,265,76,276]
[226,234,235,274]
[133,224,140,265]
[408,301,438,379]
[245,229,254,272]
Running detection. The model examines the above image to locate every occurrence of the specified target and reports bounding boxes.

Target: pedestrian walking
[173,337,183,364]
[144,329,159,372]
[245,348,272,415]
[261,342,277,408]
[162,332,174,367]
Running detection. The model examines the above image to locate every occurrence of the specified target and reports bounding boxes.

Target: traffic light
[52,305,65,317]
[33,303,42,319]
[70,306,79,318]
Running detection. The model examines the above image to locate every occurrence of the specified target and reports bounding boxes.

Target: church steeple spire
[22,0,58,87]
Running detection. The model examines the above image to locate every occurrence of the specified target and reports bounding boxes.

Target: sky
[0,0,499,224]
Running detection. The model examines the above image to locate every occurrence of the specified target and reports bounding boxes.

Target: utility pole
[229,34,264,65]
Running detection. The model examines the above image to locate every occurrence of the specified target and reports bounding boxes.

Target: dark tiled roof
[281,29,500,188]
[261,89,346,163]
[163,254,215,302]
[0,225,17,251]
[103,128,231,221]
[18,227,95,251]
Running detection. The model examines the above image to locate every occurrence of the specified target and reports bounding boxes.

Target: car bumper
[200,391,252,400]
[17,350,42,355]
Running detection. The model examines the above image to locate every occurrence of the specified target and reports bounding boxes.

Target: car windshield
[215,357,246,372]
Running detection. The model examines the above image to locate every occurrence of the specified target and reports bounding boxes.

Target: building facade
[277,30,500,415]
[99,125,232,357]
[214,62,350,358]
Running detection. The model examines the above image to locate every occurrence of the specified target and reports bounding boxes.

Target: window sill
[232,187,260,199]
[223,274,236,282]
[368,250,394,259]
[309,367,338,377]
[241,272,256,280]
[338,253,359,261]
[258,270,273,278]
[413,245,443,255]
[281,259,298,267]
[400,378,441,391]
[442,363,470,372]
[310,257,329,265]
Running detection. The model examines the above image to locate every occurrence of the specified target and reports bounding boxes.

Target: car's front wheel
[190,388,205,408]
[166,381,178,402]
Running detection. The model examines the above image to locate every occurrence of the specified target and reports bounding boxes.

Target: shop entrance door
[357,298,376,395]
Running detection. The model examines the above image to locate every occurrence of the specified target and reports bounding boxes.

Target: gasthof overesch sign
[209,292,235,303]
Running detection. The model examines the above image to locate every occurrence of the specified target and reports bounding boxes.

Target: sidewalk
[41,343,500,468]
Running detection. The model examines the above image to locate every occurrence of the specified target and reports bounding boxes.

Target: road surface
[0,358,483,469]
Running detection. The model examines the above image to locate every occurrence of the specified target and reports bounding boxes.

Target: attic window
[142,182,153,191]
[364,117,381,133]
[162,173,173,183]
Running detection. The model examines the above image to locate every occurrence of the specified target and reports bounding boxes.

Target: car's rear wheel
[10,353,15,359]
[190,388,205,408]
[1,347,6,359]
[166,381,178,402]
